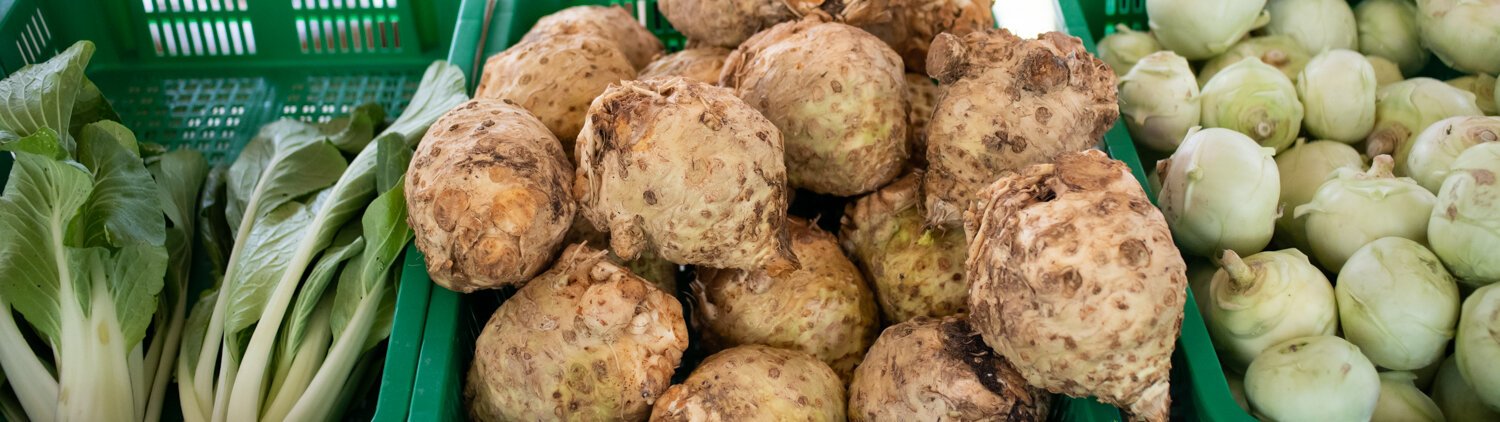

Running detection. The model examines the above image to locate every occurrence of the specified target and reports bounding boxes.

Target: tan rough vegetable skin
[519,5,664,70]
[656,0,795,48]
[722,17,909,196]
[924,30,1119,227]
[475,35,635,153]
[563,217,678,293]
[860,0,997,73]
[840,172,967,323]
[905,73,939,168]
[693,217,879,381]
[406,99,573,292]
[639,48,732,85]
[650,345,845,421]
[465,244,689,421]
[964,150,1186,422]
[575,77,800,275]
[848,315,1051,421]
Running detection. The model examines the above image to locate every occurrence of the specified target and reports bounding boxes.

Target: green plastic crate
[0,0,461,420]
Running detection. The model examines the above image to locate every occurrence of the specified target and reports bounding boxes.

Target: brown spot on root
[643,190,658,205]
[1018,49,1069,93]
[982,131,1027,153]
[1119,239,1150,268]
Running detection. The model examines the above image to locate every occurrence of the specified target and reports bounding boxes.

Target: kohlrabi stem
[1367,154,1396,178]
[1221,250,1255,290]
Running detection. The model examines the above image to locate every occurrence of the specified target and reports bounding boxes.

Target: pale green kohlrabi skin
[1295,155,1438,271]
[1146,0,1269,60]
[1417,0,1500,75]
[1356,0,1430,76]
[1156,127,1280,258]
[1200,58,1305,152]
[1274,139,1366,250]
[1098,24,1162,77]
[1368,55,1406,88]
[1367,78,1483,164]
[1118,51,1199,152]
[1336,237,1460,371]
[1373,372,1445,422]
[1406,116,1500,192]
[1204,249,1337,371]
[1429,142,1500,285]
[1225,371,1250,413]
[1264,0,1358,54]
[1447,74,1498,115]
[1456,283,1500,411]
[1197,35,1312,88]
[1298,50,1377,143]
[1433,355,1500,422]
[1244,336,1380,422]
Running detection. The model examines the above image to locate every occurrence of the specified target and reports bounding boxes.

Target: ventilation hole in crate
[15,9,53,65]
[201,21,218,55]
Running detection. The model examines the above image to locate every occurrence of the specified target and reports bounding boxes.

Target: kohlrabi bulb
[1429,142,1500,285]
[1197,35,1312,87]
[1406,116,1500,192]
[1298,50,1377,143]
[1296,155,1438,271]
[1205,249,1338,371]
[1456,283,1500,410]
[1416,0,1500,75]
[1367,78,1482,163]
[1244,336,1380,422]
[1274,139,1366,250]
[1447,74,1498,115]
[1119,51,1199,152]
[1373,372,1444,422]
[1156,127,1280,258]
[1200,58,1305,152]
[1146,0,1269,60]
[1433,355,1500,422]
[1336,237,1460,371]
[1367,55,1406,88]
[1264,0,1358,54]
[1356,0,1430,75]
[1099,24,1163,77]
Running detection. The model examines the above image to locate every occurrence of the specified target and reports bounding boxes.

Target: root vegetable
[520,6,664,70]
[1273,139,1366,251]
[1447,74,1499,115]
[1416,0,1500,75]
[1368,55,1406,88]
[1295,155,1437,271]
[721,17,908,196]
[465,244,689,421]
[574,77,800,274]
[1337,238,1460,371]
[563,217,678,293]
[693,217,879,381]
[905,73,938,167]
[847,315,1050,421]
[1429,142,1500,285]
[1156,127,1280,259]
[1118,51,1199,153]
[1432,355,1500,422]
[1243,336,1381,422]
[856,0,996,73]
[1197,36,1312,88]
[1356,0,1429,76]
[650,345,845,421]
[656,0,795,48]
[1200,57,1305,153]
[964,150,1186,421]
[1456,283,1500,409]
[782,0,891,25]
[407,99,574,292]
[638,47,731,85]
[840,172,966,323]
[1263,0,1358,54]
[1098,24,1163,77]
[1298,50,1378,144]
[1365,77,1482,163]
[475,35,635,153]
[1204,249,1337,371]
[924,29,1118,226]
[1406,116,1500,192]
[1374,372,1444,422]
[1146,0,1269,60]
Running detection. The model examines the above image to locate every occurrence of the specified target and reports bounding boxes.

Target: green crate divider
[0,0,463,420]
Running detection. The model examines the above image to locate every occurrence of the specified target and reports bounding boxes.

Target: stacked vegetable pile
[404,2,1194,422]
[1096,0,1500,420]
[0,39,470,421]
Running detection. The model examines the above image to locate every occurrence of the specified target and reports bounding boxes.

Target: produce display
[1102,0,1500,419]
[638,47,732,84]
[650,345,845,421]
[519,5,665,70]
[475,34,636,153]
[839,172,968,323]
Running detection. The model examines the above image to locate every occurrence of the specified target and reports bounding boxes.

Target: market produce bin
[403,0,1196,420]
[0,0,462,420]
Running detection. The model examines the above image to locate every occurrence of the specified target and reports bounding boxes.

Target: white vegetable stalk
[58,266,139,421]
[285,285,388,421]
[0,302,56,422]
